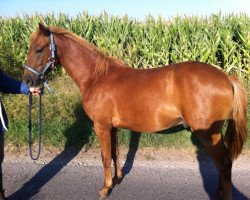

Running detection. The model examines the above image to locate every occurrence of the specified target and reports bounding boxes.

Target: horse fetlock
[117,170,122,179]
[113,170,122,184]
[105,179,113,189]
[99,186,111,199]
[113,176,122,187]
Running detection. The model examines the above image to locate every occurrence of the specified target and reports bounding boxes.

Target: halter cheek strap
[49,32,56,58]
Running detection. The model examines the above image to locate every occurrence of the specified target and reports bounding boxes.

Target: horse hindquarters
[174,65,240,199]
[185,77,246,200]
[186,95,233,199]
[192,126,232,200]
[188,105,233,199]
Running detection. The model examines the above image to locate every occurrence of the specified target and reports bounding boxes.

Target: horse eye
[36,48,43,54]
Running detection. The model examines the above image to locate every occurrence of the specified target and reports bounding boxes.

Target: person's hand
[29,87,41,96]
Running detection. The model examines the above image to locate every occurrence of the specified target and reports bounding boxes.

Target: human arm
[0,70,40,95]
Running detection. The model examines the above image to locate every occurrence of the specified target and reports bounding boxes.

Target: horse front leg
[94,124,113,199]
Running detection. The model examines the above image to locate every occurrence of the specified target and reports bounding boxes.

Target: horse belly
[112,102,181,132]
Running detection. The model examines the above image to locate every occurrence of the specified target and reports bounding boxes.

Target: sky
[0,0,250,20]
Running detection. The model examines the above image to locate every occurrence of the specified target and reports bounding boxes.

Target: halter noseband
[23,32,57,80]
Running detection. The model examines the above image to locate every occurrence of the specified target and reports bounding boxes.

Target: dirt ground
[4,145,250,169]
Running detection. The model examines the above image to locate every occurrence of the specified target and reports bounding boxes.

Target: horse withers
[23,23,247,200]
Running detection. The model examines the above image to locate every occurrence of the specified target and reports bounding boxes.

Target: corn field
[0,12,249,81]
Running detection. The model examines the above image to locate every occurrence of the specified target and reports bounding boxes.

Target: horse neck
[55,35,100,92]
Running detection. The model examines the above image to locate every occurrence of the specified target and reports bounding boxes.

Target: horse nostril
[25,78,33,86]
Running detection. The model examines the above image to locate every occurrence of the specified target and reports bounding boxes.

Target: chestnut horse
[23,23,247,200]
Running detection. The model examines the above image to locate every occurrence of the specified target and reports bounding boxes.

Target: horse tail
[225,75,247,160]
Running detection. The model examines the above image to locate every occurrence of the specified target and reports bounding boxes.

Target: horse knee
[102,157,111,167]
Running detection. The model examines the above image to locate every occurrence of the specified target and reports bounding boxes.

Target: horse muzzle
[23,72,41,87]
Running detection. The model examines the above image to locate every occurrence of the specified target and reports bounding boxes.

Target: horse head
[23,22,59,87]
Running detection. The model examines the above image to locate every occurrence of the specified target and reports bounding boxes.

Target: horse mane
[31,26,126,78]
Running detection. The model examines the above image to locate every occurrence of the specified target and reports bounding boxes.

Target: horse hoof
[99,187,109,199]
[113,176,122,187]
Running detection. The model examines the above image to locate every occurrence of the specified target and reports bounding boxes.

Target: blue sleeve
[0,70,30,94]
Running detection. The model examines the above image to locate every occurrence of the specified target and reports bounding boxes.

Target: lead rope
[28,90,43,160]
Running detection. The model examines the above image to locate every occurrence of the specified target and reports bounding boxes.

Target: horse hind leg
[111,127,122,185]
[192,123,232,200]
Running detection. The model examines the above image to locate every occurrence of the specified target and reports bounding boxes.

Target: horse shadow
[191,133,248,200]
[121,131,141,179]
[119,125,248,200]
[8,103,93,200]
[120,126,183,180]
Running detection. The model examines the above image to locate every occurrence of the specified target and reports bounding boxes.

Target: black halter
[23,32,57,81]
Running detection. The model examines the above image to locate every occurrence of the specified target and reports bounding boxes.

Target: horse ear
[39,22,50,36]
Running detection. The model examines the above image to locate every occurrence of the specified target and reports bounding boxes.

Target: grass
[3,76,250,151]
